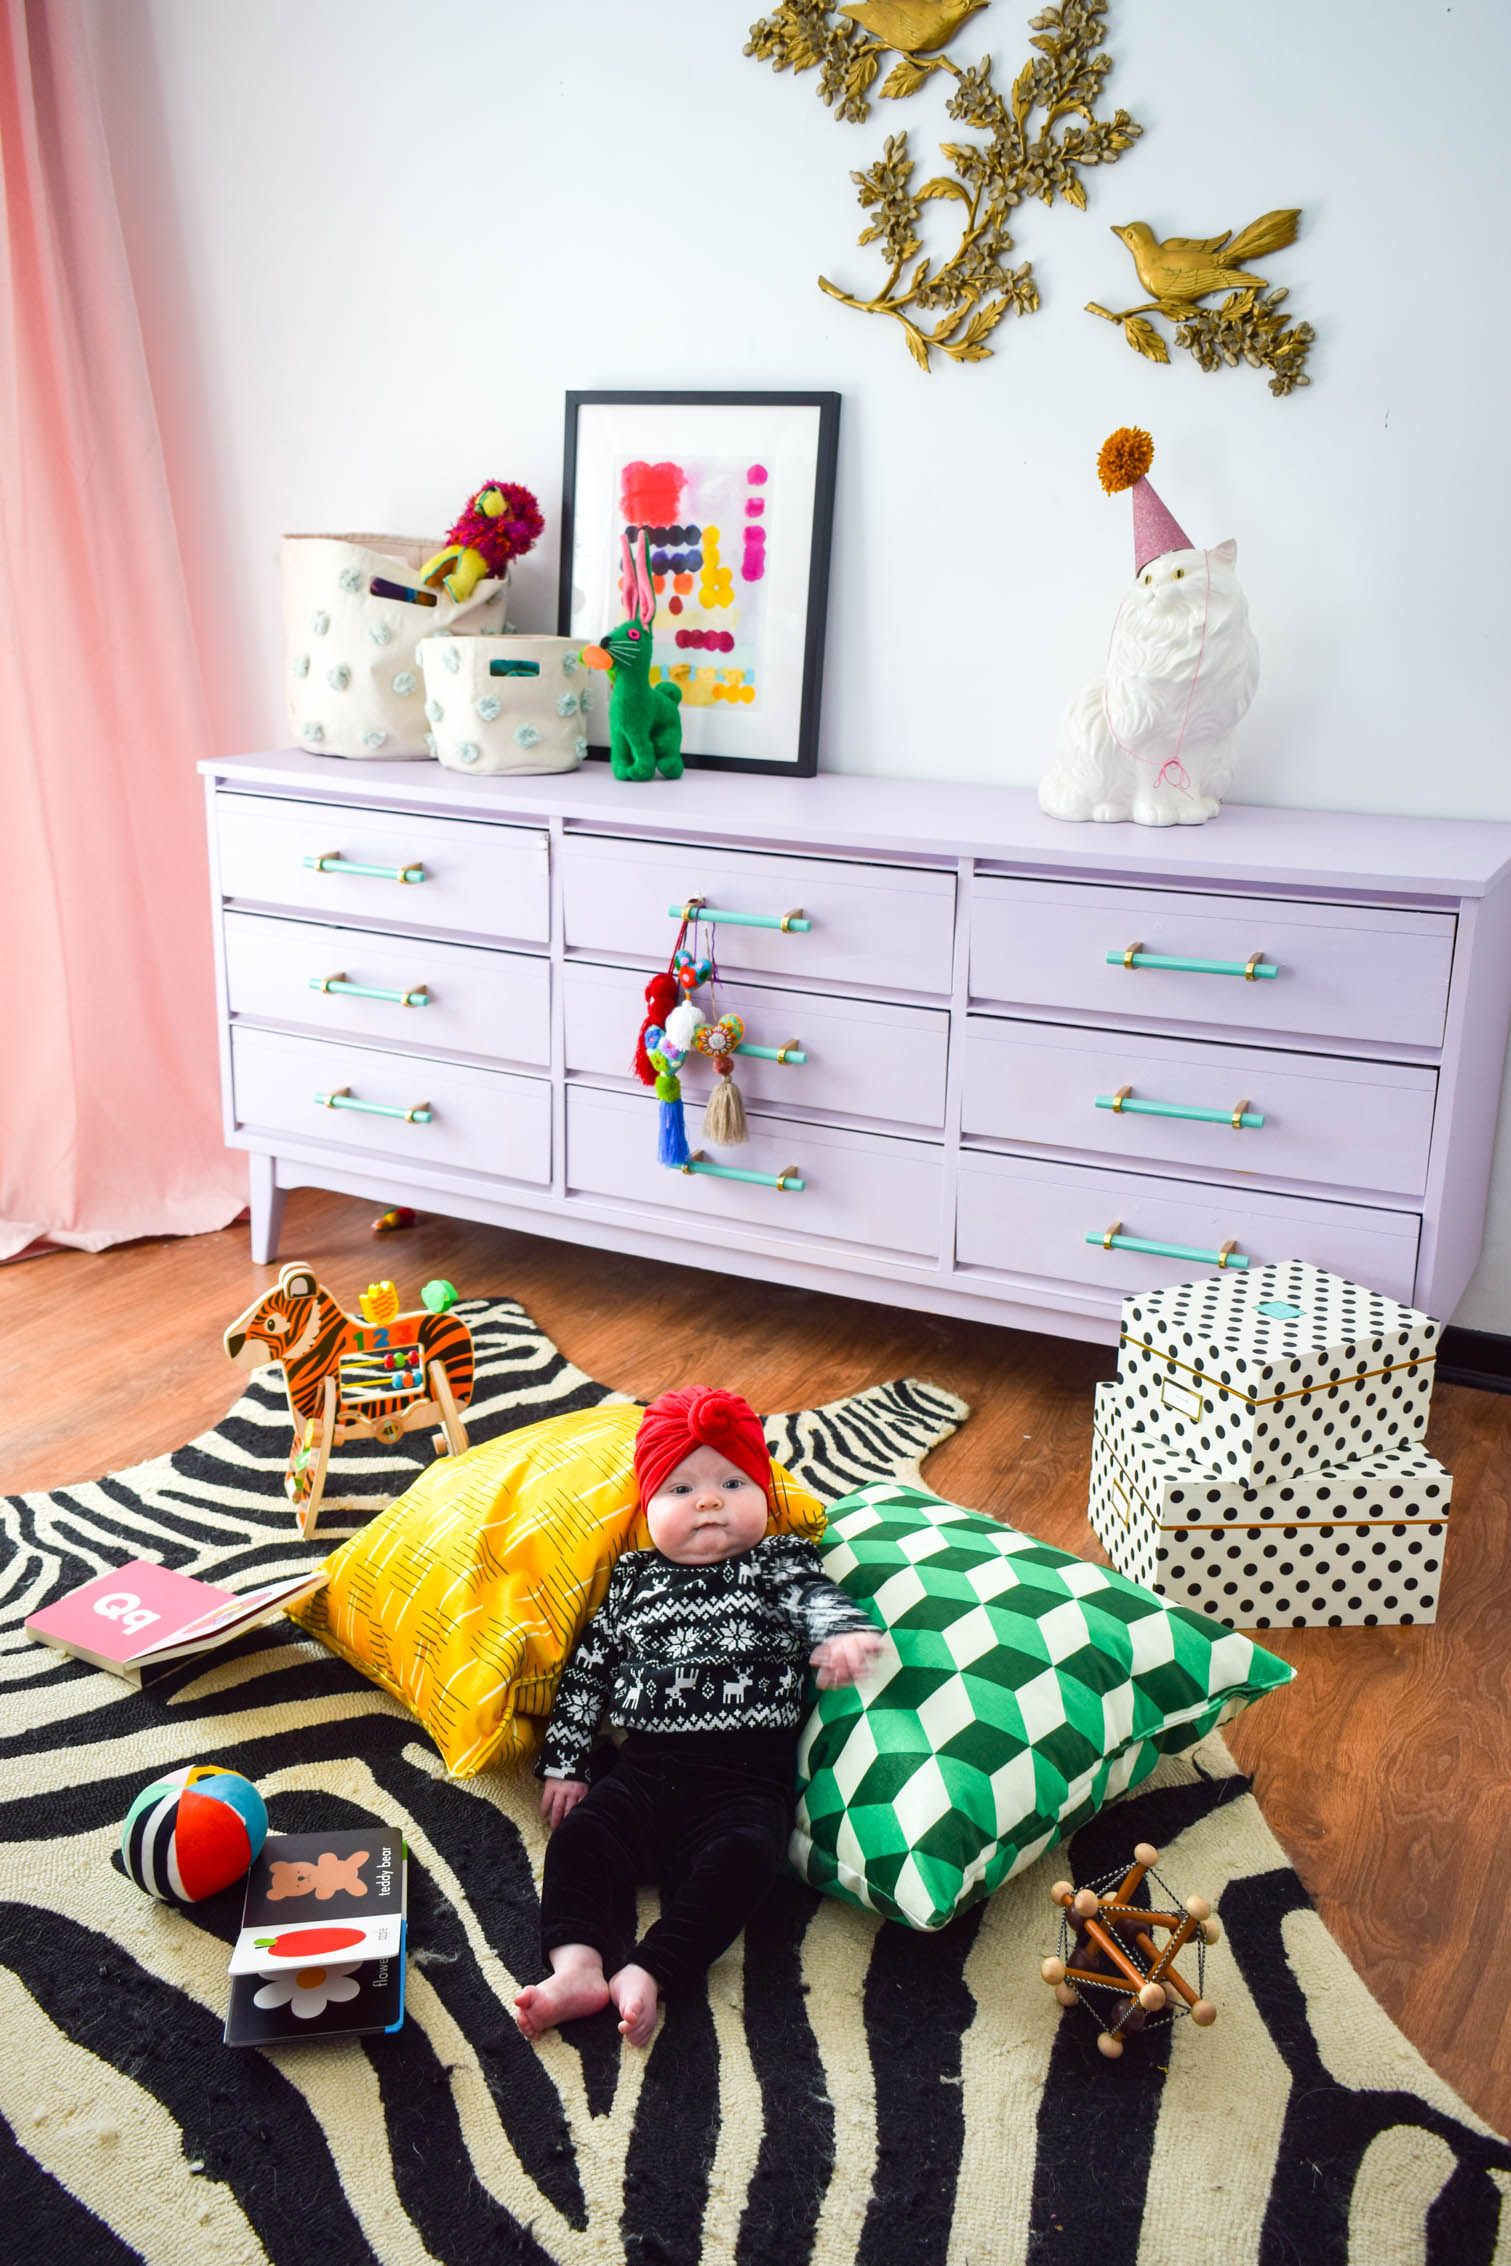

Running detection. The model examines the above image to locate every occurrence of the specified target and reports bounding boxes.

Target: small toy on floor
[372,1206,417,1234]
[1041,1842,1218,2058]
[224,1264,475,1537]
[121,1764,267,1903]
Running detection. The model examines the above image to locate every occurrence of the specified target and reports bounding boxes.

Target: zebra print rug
[2,1298,1507,2265]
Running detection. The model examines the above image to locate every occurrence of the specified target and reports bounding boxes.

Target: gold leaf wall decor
[744,0,1143,371]
[1086,209,1315,394]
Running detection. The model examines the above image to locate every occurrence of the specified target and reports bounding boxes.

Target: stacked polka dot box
[416,635,589,777]
[1087,1262,1450,1631]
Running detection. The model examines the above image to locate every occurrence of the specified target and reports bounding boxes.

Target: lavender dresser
[201,752,1511,1343]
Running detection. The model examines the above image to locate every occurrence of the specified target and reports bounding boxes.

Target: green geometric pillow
[791,1482,1294,1931]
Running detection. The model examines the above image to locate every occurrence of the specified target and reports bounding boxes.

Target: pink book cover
[25,1561,322,1673]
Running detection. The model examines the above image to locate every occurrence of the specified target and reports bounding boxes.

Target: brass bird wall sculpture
[1089,207,1314,395]
[833,0,989,53]
[745,0,1144,372]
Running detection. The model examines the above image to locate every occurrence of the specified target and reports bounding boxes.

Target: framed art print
[558,391,840,776]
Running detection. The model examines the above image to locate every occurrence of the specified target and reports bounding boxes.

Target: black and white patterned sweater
[537,1535,874,1780]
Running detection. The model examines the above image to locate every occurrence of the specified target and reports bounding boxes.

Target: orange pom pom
[1097,427,1154,495]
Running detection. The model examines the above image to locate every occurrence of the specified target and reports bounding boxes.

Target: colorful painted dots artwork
[615,456,771,711]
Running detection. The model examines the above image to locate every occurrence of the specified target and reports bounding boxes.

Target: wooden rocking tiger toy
[224,1263,476,1536]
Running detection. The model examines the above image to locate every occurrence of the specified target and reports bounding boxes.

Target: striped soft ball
[120,1764,267,1902]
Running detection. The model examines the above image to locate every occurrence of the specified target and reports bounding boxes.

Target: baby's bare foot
[609,1961,660,2047]
[513,1946,610,2040]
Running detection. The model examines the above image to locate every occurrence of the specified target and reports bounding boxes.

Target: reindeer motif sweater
[537,1536,874,1780]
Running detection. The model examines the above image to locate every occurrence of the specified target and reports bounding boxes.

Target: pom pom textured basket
[417,634,590,778]
[281,533,508,759]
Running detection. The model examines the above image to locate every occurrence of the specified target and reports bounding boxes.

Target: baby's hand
[540,1778,588,1830]
[810,1629,884,1690]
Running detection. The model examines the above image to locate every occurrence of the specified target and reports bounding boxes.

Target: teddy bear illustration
[266,1849,370,1900]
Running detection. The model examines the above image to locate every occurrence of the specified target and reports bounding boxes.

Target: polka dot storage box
[1089,1380,1452,1630]
[1116,1262,1440,1486]
[281,533,508,758]
[417,635,590,777]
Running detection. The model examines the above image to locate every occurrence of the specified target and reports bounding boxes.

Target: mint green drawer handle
[310,974,430,1009]
[305,852,426,884]
[678,1150,805,1191]
[1087,1220,1248,1269]
[735,1041,806,1065]
[668,899,811,933]
[315,1086,432,1124]
[1108,941,1277,979]
[1097,1087,1263,1130]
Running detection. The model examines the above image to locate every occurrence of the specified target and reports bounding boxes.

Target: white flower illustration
[252,1961,361,2019]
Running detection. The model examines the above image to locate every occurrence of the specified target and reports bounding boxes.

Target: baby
[513,1385,882,2047]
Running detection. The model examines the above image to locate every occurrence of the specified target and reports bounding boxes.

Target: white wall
[92,0,1511,1326]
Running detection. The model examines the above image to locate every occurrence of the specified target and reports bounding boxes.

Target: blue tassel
[657,1097,691,1167]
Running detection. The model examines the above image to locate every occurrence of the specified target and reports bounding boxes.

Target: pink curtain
[0,0,245,1257]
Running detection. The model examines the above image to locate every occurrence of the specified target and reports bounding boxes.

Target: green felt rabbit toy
[582,530,684,783]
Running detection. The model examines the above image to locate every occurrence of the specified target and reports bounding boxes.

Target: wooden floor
[6,1187,1509,2136]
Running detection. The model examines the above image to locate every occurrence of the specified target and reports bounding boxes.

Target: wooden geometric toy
[1040,1841,1220,2059]
[224,1263,476,1538]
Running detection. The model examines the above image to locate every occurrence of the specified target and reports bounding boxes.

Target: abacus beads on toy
[121,1764,267,1902]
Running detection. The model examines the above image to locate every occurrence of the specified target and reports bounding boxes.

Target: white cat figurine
[1038,433,1259,827]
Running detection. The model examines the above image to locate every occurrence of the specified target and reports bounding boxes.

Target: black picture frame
[558,390,840,778]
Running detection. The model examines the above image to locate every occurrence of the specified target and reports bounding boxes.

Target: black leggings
[538,1733,795,1994]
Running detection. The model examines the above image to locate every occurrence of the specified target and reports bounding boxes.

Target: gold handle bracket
[1231,1097,1251,1131]
[1121,941,1144,971]
[1217,1238,1240,1267]
[1111,1084,1133,1114]
[1101,1219,1123,1250]
[1243,952,1264,982]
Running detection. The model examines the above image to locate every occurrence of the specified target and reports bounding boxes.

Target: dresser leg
[249,1154,286,1264]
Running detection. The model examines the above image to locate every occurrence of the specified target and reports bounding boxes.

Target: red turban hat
[633,1386,772,1507]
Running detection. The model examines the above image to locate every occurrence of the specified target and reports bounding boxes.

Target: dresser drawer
[561,834,955,997]
[230,1027,550,1183]
[566,1086,942,1258]
[562,962,949,1132]
[971,878,1455,1048]
[962,1017,1437,1199]
[224,913,551,1067]
[214,793,550,945]
[956,1152,1420,1305]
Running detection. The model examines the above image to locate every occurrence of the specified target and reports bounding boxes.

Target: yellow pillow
[289,1401,825,1777]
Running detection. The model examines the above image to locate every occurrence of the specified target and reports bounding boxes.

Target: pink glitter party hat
[1096,428,1194,575]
